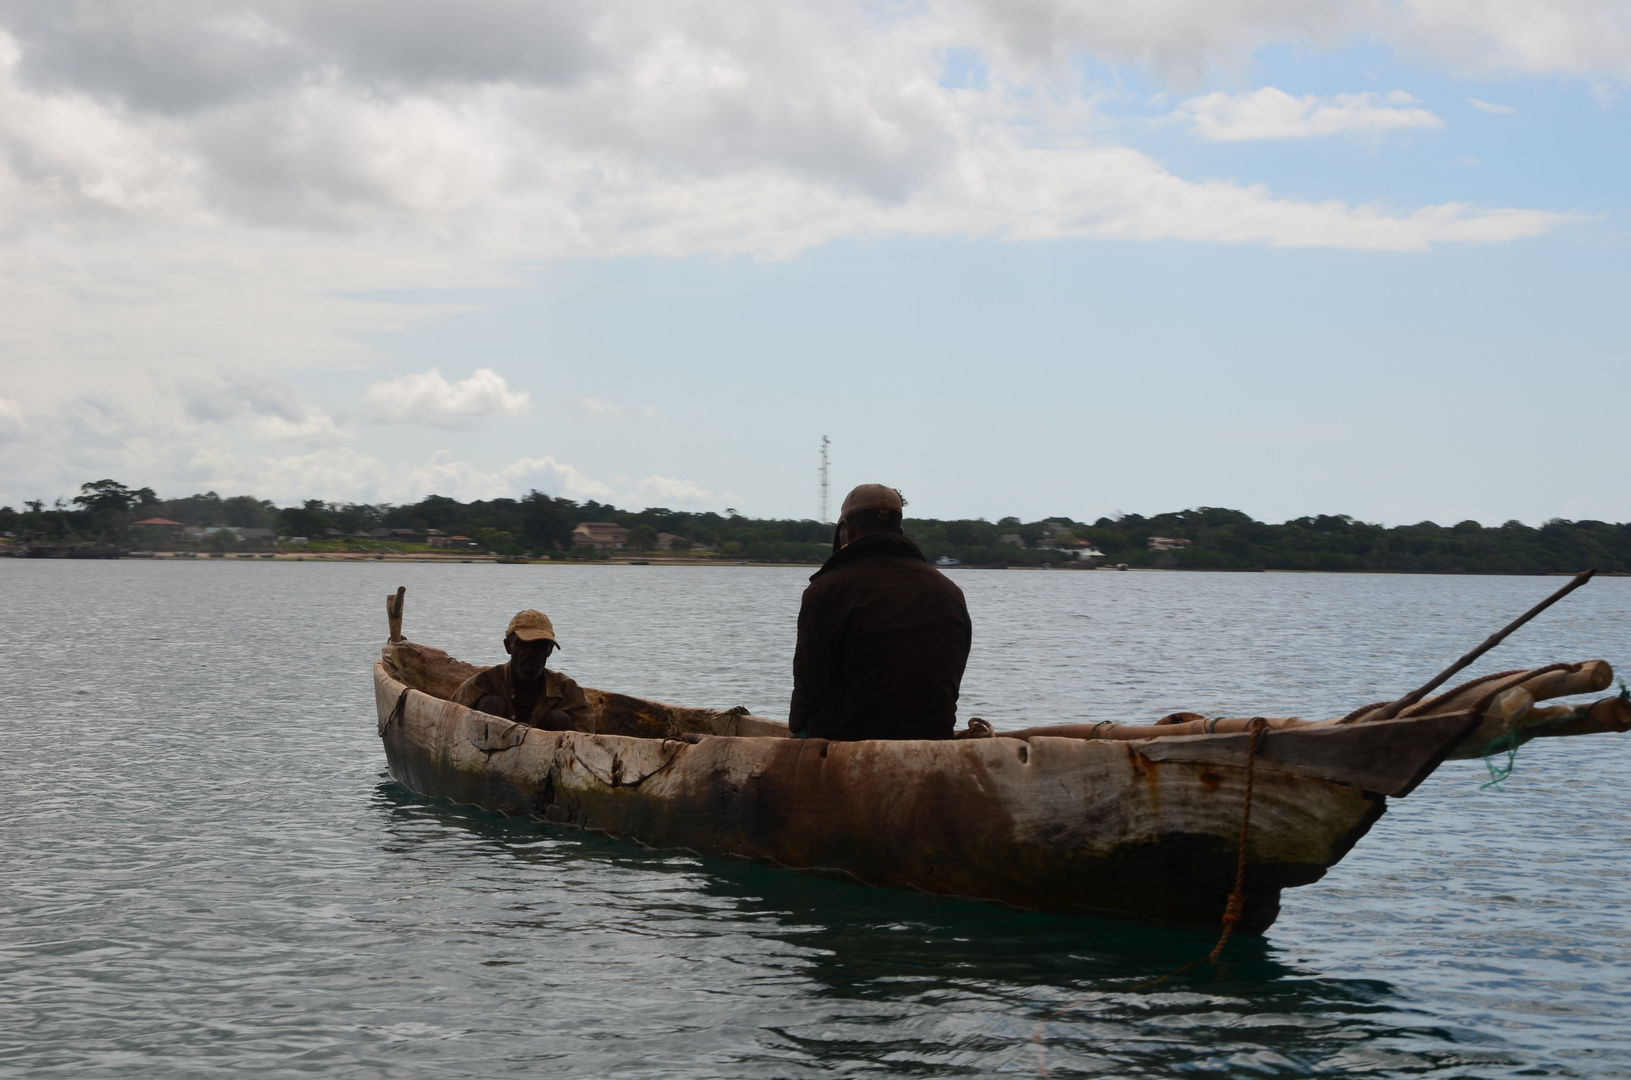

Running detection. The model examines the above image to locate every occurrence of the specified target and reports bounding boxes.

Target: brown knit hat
[838,484,905,522]
[832,484,906,552]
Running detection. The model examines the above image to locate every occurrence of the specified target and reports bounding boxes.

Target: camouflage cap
[838,484,905,522]
[505,609,559,646]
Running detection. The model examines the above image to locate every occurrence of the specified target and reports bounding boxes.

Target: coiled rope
[1031,717,1268,1077]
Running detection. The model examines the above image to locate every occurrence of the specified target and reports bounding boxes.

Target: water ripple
[1,560,1627,1077]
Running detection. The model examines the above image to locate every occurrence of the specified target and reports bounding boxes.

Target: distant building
[426,532,476,549]
[360,527,425,542]
[656,532,686,551]
[132,517,185,535]
[1147,537,1193,551]
[573,522,630,550]
[1071,546,1107,565]
[998,534,1025,547]
[1036,521,1079,550]
[181,524,272,542]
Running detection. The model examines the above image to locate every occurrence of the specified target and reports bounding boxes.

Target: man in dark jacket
[789,484,972,741]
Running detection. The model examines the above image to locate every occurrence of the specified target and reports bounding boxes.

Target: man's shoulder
[452,663,506,704]
[807,547,964,603]
[829,548,945,583]
[467,664,506,686]
[545,668,585,696]
[453,668,502,694]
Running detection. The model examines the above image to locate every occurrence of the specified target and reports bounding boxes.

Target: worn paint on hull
[376,660,1401,933]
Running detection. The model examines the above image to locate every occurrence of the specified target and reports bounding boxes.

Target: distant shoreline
[3,550,1617,576]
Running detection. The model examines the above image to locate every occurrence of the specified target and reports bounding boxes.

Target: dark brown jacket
[451,664,595,731]
[790,532,972,741]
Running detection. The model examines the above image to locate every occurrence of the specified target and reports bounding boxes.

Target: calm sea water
[2,560,1628,1078]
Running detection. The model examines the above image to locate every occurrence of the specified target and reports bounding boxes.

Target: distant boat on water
[934,556,960,566]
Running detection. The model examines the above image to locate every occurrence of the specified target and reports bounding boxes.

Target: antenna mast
[819,435,831,523]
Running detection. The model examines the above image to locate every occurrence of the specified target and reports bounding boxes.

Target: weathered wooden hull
[373,654,1488,933]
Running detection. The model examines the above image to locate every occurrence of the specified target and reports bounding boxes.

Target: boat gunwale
[373,657,1483,800]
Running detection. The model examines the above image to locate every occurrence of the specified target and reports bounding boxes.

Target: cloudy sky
[0,0,1626,524]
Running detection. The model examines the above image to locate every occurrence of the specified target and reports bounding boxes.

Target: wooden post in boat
[1350,568,1596,724]
[386,586,406,642]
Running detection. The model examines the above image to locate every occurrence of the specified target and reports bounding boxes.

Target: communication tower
[819,435,831,524]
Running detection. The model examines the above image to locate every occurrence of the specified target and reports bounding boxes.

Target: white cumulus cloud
[0,0,1613,499]
[0,379,750,512]
[632,475,736,509]
[1177,88,1443,141]
[0,0,1594,417]
[1468,97,1516,115]
[218,447,535,505]
[0,3,1588,285]
[248,411,354,444]
[502,456,617,502]
[179,372,353,445]
[963,0,1631,83]
[365,368,531,428]
[190,448,619,506]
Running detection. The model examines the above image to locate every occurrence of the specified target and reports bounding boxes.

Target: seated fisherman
[789,484,972,741]
[452,609,594,732]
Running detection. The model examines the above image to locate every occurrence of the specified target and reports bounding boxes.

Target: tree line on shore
[3,479,1629,573]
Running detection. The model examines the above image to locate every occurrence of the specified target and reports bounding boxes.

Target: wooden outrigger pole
[1344,568,1597,724]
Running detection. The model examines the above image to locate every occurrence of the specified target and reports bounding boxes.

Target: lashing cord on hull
[1030,717,1268,1077]
[379,688,410,738]
[1479,677,1631,790]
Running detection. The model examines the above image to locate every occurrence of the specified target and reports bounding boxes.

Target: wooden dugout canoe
[374,638,1630,935]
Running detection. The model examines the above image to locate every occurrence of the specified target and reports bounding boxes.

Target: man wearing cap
[451,610,594,732]
[789,484,972,741]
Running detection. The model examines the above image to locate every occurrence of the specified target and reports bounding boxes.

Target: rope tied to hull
[1031,717,1269,1076]
[1210,716,1267,961]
